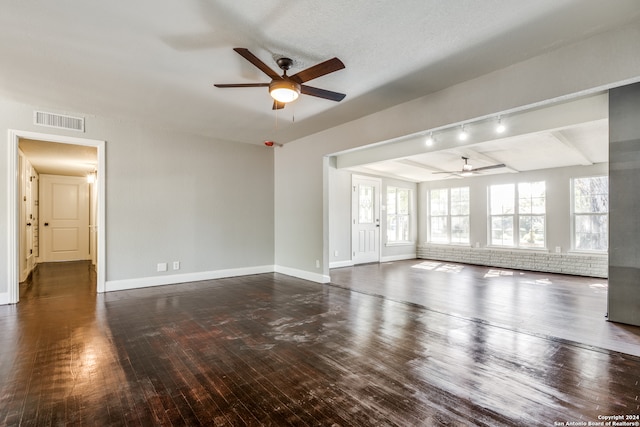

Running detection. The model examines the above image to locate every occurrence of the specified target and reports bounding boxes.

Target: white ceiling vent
[33,111,85,132]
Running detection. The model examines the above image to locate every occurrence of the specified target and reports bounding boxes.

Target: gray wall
[274,20,640,283]
[0,97,274,295]
[609,82,640,326]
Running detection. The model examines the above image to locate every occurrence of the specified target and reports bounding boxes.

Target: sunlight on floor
[412,261,464,274]
[484,269,514,278]
[589,283,608,294]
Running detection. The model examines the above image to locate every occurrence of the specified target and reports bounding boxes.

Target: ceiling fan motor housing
[276,57,294,71]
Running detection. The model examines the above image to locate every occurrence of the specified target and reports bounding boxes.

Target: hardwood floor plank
[2,260,640,425]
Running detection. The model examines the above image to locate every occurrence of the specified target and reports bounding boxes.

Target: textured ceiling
[2,0,640,149]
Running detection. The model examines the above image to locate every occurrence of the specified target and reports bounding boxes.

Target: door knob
[44,222,49,226]
[26,222,31,226]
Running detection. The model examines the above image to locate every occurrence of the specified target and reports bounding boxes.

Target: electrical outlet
[157,263,168,272]
[334,250,339,257]
[173,261,180,270]
[315,259,320,268]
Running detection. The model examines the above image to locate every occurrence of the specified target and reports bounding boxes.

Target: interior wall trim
[274,265,330,284]
[330,260,355,269]
[381,254,417,263]
[105,265,275,293]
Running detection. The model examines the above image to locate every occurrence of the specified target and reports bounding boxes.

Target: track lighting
[458,125,468,141]
[496,116,506,134]
[425,132,435,146]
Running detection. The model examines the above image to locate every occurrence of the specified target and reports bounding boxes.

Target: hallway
[0,261,639,425]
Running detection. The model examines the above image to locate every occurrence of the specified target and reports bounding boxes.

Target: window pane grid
[572,176,608,251]
[429,187,469,244]
[491,216,514,246]
[490,182,545,248]
[387,187,411,243]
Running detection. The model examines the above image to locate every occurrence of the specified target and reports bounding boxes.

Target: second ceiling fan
[433,156,506,177]
[214,48,346,110]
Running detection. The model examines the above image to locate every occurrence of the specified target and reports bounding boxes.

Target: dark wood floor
[331,259,640,357]
[0,260,639,426]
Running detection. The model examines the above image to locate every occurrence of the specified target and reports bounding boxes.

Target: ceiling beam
[334,93,607,169]
[395,158,446,173]
[550,130,594,166]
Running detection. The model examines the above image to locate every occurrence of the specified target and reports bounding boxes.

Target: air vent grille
[33,111,85,132]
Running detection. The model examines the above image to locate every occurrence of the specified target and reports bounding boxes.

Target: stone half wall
[417,245,608,278]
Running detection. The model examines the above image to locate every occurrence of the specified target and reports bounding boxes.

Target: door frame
[7,129,106,303]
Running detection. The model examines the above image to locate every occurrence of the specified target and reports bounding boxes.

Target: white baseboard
[6,263,332,298]
[381,254,417,263]
[105,265,275,292]
[330,255,415,269]
[274,265,330,284]
[330,260,355,269]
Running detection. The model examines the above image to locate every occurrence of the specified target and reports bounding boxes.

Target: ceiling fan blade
[473,164,506,172]
[301,85,346,102]
[290,57,345,84]
[433,170,459,174]
[214,83,270,88]
[233,48,281,80]
[272,100,285,110]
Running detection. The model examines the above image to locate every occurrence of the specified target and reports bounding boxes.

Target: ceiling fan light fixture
[269,79,301,103]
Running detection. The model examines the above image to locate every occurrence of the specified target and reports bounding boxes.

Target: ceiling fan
[214,48,346,110]
[433,156,506,177]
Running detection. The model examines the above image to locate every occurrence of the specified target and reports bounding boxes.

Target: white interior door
[352,175,381,264]
[40,174,90,262]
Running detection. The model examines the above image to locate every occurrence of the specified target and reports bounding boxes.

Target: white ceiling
[2,1,637,178]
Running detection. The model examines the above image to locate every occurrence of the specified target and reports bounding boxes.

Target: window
[429,187,469,244]
[572,176,608,251]
[450,187,470,244]
[386,187,411,242]
[489,182,546,247]
[489,184,515,246]
[518,182,546,248]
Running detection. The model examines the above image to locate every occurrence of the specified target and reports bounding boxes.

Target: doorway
[7,130,106,304]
